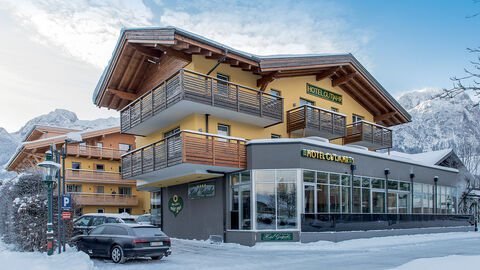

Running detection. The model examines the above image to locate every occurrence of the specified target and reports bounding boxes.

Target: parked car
[73,213,137,236]
[136,214,162,227]
[71,224,171,263]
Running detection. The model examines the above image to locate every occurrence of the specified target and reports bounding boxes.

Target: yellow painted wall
[135,54,374,147]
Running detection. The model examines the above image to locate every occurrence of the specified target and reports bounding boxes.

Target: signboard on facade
[61,194,72,211]
[301,149,354,164]
[168,195,183,217]
[261,232,294,241]
[306,83,342,104]
[62,212,71,219]
[188,181,215,199]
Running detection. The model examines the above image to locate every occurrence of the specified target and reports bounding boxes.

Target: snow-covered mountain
[0,109,119,177]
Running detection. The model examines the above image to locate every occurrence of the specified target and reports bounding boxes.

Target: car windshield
[136,216,150,222]
[122,218,137,224]
[132,227,166,237]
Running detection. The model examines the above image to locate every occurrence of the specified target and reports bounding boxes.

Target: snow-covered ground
[2,231,480,270]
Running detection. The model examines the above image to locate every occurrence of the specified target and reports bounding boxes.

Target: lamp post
[434,176,438,214]
[409,171,415,214]
[350,164,356,213]
[38,150,62,256]
[384,168,390,214]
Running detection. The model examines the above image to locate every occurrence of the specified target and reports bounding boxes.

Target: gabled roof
[23,125,81,142]
[92,26,411,127]
[390,149,454,166]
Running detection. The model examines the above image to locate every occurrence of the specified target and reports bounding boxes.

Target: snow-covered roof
[389,149,453,166]
[247,138,458,173]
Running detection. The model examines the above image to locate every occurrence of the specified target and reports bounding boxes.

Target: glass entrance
[230,172,251,230]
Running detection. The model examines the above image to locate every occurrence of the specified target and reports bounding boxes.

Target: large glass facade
[230,171,252,230]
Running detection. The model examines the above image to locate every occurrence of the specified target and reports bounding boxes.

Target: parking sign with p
[61,194,71,211]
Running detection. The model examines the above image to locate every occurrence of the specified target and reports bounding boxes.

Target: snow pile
[391,255,480,270]
[0,241,96,270]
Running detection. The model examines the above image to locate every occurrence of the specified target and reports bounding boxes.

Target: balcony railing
[67,145,126,160]
[287,105,346,140]
[344,120,392,150]
[121,130,247,179]
[120,69,284,135]
[70,192,138,206]
[65,169,136,185]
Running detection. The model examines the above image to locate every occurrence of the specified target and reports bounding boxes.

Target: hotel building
[92,27,472,245]
[6,125,150,216]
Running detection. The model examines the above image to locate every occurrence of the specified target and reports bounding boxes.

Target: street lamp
[38,150,62,256]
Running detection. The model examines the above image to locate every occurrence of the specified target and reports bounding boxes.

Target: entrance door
[398,193,409,213]
[231,185,251,230]
[388,193,397,213]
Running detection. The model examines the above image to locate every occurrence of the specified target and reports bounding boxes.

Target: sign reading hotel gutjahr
[168,195,183,217]
[306,83,343,104]
[301,149,354,164]
[261,232,294,241]
[188,181,215,199]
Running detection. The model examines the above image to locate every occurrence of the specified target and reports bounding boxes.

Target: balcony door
[216,73,230,97]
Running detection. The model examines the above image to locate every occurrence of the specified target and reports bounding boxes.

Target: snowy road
[3,231,480,270]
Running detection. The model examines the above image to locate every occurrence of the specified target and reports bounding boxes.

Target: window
[164,127,180,138]
[67,184,82,193]
[230,172,251,230]
[89,226,105,235]
[104,225,128,235]
[97,208,104,213]
[72,162,81,170]
[216,73,230,97]
[352,114,364,123]
[331,107,339,113]
[97,186,104,194]
[119,208,132,214]
[97,142,103,148]
[91,217,105,226]
[119,187,132,196]
[300,98,314,106]
[118,143,132,151]
[106,217,119,223]
[218,124,230,137]
[270,89,281,97]
[271,134,281,139]
[96,164,104,171]
[74,216,92,226]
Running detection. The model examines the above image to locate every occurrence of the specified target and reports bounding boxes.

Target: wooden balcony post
[180,69,185,99]
[303,106,307,130]
[140,97,143,123]
[211,78,214,106]
[152,144,156,171]
[212,136,215,166]
[166,137,170,166]
[182,132,186,163]
[331,113,334,134]
[236,85,240,112]
[371,124,374,144]
[141,150,144,174]
[128,106,132,130]
[259,93,263,117]
[151,90,155,117]
[130,154,133,178]
[281,98,284,122]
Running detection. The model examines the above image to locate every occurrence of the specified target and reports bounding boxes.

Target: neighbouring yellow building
[6,125,150,216]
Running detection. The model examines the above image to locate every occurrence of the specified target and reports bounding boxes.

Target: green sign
[306,83,343,104]
[260,232,294,241]
[188,181,215,199]
[168,195,183,217]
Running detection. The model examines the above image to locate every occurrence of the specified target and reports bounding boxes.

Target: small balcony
[120,69,284,136]
[70,193,138,206]
[344,121,392,150]
[287,105,346,140]
[67,145,126,160]
[65,169,136,185]
[121,130,246,186]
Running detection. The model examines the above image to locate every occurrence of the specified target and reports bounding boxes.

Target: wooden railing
[70,192,138,206]
[121,130,247,179]
[65,169,136,185]
[287,105,346,139]
[67,145,126,160]
[345,120,392,150]
[120,69,284,133]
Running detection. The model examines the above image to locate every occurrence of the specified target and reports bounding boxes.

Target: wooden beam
[374,112,397,122]
[240,63,252,70]
[199,49,212,57]
[107,89,137,101]
[155,44,192,62]
[257,72,278,91]
[126,55,146,90]
[225,59,240,66]
[184,46,202,54]
[128,43,163,58]
[172,41,190,50]
[332,72,357,87]
[316,67,340,81]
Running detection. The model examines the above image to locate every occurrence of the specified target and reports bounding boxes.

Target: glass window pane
[353,188,361,213]
[241,171,251,183]
[277,170,297,183]
[388,193,397,213]
[362,189,370,213]
[256,183,275,230]
[413,183,422,193]
[231,173,240,185]
[372,179,385,189]
[399,182,410,191]
[413,194,422,213]
[317,184,328,213]
[317,172,328,184]
[304,185,315,214]
[330,174,340,185]
[342,186,350,213]
[362,177,370,188]
[388,180,398,190]
[255,170,275,183]
[241,188,251,230]
[277,183,297,229]
[303,170,315,183]
[353,176,361,187]
[231,187,239,230]
[330,185,340,212]
[398,193,408,213]
[372,191,385,213]
[341,175,350,186]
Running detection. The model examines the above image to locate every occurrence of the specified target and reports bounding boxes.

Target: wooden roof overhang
[257,54,411,126]
[92,27,410,127]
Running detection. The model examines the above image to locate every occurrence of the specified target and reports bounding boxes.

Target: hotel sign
[306,83,343,104]
[301,149,354,164]
[188,181,215,199]
[261,232,294,241]
[168,195,183,217]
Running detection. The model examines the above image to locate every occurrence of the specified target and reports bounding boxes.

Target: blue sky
[0,0,478,132]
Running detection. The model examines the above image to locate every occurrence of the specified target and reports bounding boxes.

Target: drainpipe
[205,114,209,133]
[409,171,415,214]
[434,176,438,214]
[350,164,356,213]
[206,49,228,76]
[384,168,390,214]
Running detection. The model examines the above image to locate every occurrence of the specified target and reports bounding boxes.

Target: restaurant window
[352,114,364,123]
[372,191,385,213]
[119,187,132,196]
[72,162,81,170]
[361,177,371,213]
[151,190,162,227]
[413,183,423,213]
[96,164,104,171]
[119,208,131,214]
[300,98,314,106]
[118,143,132,151]
[216,73,230,97]
[230,171,251,230]
[67,184,82,193]
[271,134,281,139]
[97,186,104,194]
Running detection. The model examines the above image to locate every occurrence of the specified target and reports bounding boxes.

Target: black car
[71,224,172,263]
[73,213,137,236]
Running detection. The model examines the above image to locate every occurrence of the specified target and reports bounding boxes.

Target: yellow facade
[136,54,374,148]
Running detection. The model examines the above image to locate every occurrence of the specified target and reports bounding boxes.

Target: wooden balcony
[120,69,284,136]
[287,105,346,140]
[121,130,246,185]
[67,145,126,160]
[344,121,392,150]
[70,193,138,206]
[65,169,136,185]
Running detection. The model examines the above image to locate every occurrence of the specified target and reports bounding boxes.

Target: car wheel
[110,245,126,264]
[151,255,163,260]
